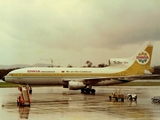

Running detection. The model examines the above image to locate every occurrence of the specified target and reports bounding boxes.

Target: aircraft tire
[91,89,96,94]
[86,88,91,94]
[81,88,85,93]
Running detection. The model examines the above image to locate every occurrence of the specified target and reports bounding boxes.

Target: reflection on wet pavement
[19,106,30,119]
[1,86,160,120]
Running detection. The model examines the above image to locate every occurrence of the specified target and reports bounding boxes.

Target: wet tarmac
[1,86,160,120]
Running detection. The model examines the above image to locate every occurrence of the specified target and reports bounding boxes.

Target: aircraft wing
[125,74,160,79]
[82,74,160,84]
[63,74,160,84]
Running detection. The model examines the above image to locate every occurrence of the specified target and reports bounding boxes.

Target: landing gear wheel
[86,88,91,94]
[81,88,85,93]
[91,89,96,94]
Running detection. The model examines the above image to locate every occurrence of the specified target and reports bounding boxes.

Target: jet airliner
[2,42,155,94]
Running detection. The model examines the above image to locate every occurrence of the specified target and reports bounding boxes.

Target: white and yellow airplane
[2,42,155,94]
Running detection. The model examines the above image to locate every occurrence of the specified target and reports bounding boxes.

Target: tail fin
[126,42,154,75]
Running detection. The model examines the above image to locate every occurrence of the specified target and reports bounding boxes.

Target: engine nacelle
[69,81,85,90]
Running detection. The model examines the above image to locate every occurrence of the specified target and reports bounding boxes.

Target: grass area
[1,81,160,88]
[118,82,160,86]
[0,82,18,88]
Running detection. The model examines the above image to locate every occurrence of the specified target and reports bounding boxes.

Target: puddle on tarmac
[1,86,160,120]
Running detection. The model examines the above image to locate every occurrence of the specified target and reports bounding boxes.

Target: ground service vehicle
[151,96,160,103]
[126,94,137,101]
[109,92,125,102]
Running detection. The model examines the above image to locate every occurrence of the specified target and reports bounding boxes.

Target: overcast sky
[0,0,160,67]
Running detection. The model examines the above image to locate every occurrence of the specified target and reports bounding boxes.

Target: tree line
[0,64,160,80]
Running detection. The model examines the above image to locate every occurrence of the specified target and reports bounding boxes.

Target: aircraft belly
[27,78,64,85]
[93,79,124,86]
[8,77,64,85]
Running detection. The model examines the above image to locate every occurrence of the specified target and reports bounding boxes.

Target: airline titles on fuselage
[66,71,92,73]
[113,61,128,64]
[27,70,92,73]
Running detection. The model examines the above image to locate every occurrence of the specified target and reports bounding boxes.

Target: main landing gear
[81,88,96,94]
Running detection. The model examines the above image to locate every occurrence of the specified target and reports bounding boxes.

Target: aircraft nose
[2,77,5,81]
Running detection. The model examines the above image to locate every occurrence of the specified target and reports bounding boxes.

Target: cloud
[0,0,160,65]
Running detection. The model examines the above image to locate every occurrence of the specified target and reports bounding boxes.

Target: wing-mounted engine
[108,58,131,67]
[69,81,86,90]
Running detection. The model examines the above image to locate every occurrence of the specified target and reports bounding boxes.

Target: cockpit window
[8,73,13,76]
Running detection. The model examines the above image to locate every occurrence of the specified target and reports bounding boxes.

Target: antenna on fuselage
[40,58,66,67]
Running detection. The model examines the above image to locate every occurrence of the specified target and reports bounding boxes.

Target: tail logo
[136,51,150,65]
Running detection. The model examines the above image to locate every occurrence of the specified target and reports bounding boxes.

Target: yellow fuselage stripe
[11,73,120,77]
